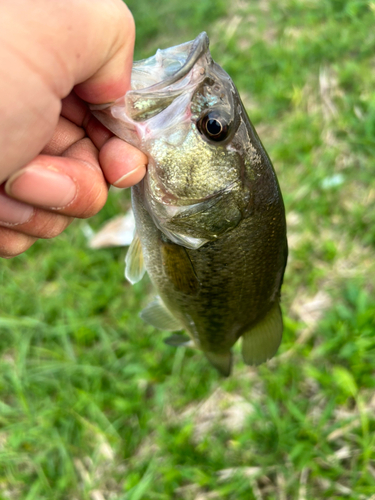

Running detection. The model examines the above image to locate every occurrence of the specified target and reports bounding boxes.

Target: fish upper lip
[137,32,210,93]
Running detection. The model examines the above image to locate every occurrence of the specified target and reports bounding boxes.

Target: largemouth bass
[91,33,288,376]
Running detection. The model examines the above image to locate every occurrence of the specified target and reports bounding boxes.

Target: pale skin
[0,0,147,258]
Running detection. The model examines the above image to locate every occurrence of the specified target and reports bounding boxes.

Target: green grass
[1,0,375,498]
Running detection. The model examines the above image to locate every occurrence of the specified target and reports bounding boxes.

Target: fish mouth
[90,32,210,116]
[164,32,209,85]
[136,32,209,92]
[90,33,213,154]
[123,33,211,123]
[129,32,211,96]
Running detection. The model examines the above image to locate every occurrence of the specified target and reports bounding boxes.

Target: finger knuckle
[79,184,107,218]
[38,214,73,239]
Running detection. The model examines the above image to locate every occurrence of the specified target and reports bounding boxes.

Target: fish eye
[197,112,230,142]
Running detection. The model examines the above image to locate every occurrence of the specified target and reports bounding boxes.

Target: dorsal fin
[241,301,283,366]
[140,296,183,331]
[125,232,145,284]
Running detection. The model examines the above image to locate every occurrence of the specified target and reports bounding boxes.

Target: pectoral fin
[205,351,232,377]
[125,232,145,284]
[241,301,283,366]
[161,242,200,295]
[140,296,183,331]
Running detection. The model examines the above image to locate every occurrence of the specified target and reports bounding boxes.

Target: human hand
[0,0,147,258]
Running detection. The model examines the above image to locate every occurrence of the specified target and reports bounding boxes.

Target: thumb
[72,1,136,103]
[0,0,135,183]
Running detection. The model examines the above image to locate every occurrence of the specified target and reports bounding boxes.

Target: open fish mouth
[90,32,213,142]
[125,32,211,122]
[90,33,212,135]
[131,32,209,92]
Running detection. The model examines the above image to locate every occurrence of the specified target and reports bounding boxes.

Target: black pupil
[206,118,222,136]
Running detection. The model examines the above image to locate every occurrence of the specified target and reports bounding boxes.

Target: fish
[91,32,288,376]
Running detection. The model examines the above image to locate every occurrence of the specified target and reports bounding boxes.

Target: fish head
[91,33,278,249]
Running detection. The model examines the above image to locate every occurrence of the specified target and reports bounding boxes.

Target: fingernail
[0,192,34,226]
[5,167,77,209]
[113,165,146,188]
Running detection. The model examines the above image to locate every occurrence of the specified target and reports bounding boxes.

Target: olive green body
[91,33,288,369]
[132,133,287,355]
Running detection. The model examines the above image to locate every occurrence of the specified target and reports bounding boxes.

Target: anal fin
[205,351,232,377]
[140,296,183,331]
[125,232,145,284]
[241,301,283,366]
[164,334,193,347]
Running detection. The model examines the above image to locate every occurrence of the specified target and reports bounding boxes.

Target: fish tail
[241,301,283,366]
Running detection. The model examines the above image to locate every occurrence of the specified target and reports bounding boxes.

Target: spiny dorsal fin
[140,296,183,331]
[164,334,193,347]
[241,301,283,366]
[205,351,232,377]
[125,232,145,284]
